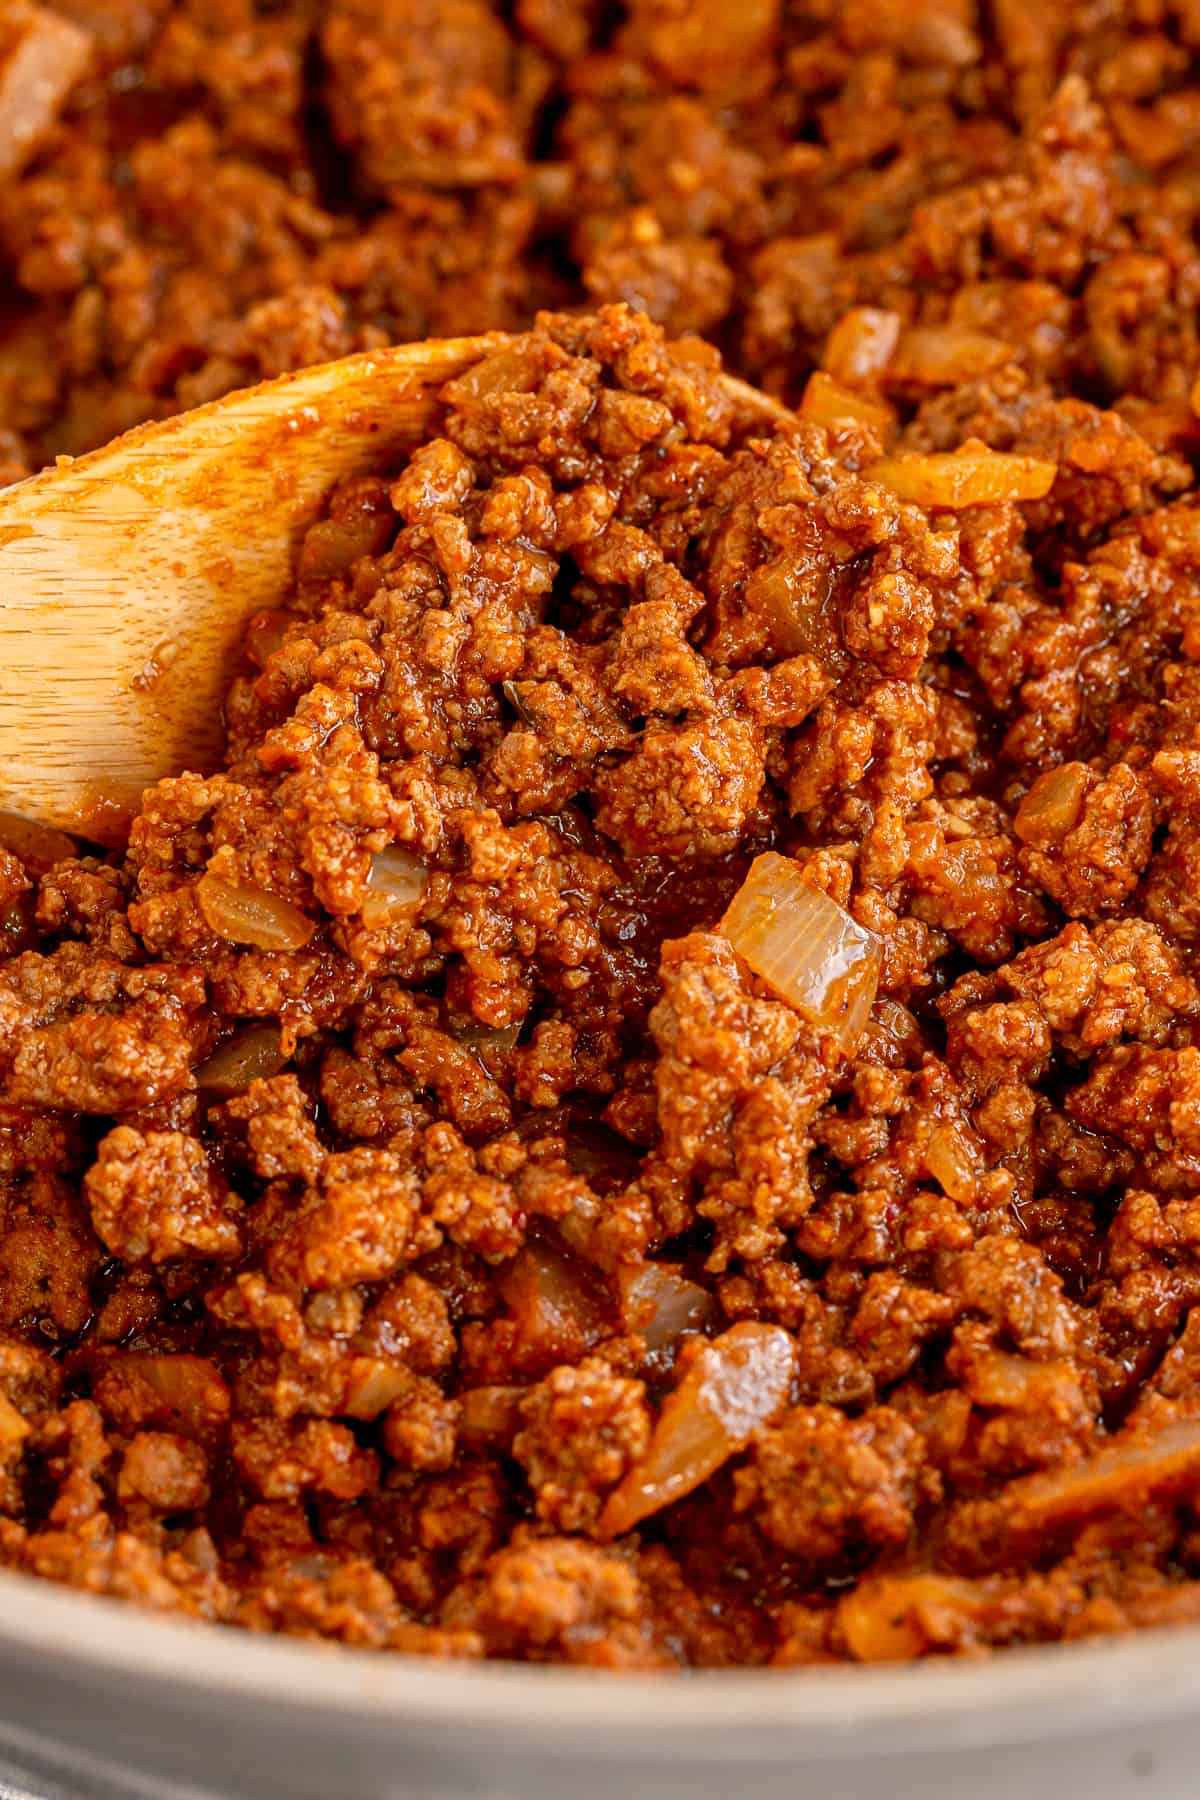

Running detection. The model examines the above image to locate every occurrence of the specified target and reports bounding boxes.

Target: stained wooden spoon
[0,333,788,843]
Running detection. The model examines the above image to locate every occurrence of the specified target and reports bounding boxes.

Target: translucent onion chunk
[565,1121,642,1195]
[196,872,314,951]
[924,1120,980,1204]
[459,1384,524,1448]
[497,1238,611,1363]
[839,1574,981,1663]
[961,1348,1082,1413]
[720,853,881,1055]
[340,1360,414,1421]
[865,447,1056,507]
[640,0,776,84]
[444,343,542,402]
[0,3,91,180]
[297,509,393,591]
[1013,762,1089,846]
[800,371,893,435]
[362,846,427,927]
[822,307,901,384]
[995,1416,1200,1541]
[195,1024,286,1096]
[743,557,847,669]
[617,1263,717,1354]
[887,328,1012,386]
[243,608,290,670]
[112,1353,230,1438]
[599,1321,794,1539]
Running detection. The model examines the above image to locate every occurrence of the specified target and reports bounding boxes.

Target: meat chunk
[446,1535,669,1668]
[85,1129,242,1265]
[231,1418,379,1501]
[266,1148,436,1291]
[323,0,530,191]
[513,1358,651,1532]
[1015,763,1154,919]
[736,1405,930,1560]
[118,1432,210,1512]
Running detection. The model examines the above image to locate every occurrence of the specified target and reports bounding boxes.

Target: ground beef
[513,1358,651,1531]
[5,0,1200,1674]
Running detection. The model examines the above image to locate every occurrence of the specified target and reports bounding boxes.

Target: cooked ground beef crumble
[4,0,1200,1669]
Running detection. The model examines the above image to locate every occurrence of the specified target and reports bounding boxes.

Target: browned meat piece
[736,1404,932,1559]
[118,1431,210,1512]
[85,1127,242,1265]
[444,1534,669,1668]
[513,1358,651,1532]
[322,0,537,192]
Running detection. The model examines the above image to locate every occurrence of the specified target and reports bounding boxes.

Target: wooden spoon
[0,334,788,843]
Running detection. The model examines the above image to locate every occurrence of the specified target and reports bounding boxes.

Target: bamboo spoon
[0,334,789,843]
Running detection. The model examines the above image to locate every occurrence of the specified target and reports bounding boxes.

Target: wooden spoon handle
[0,334,503,840]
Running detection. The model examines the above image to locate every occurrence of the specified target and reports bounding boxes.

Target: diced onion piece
[501,678,534,725]
[866,996,923,1062]
[365,846,427,913]
[472,1023,522,1052]
[180,1529,219,1575]
[839,1574,981,1663]
[720,853,881,1055]
[999,1417,1200,1538]
[0,810,77,874]
[742,558,846,669]
[112,1353,230,1439]
[1013,762,1089,846]
[865,448,1057,508]
[1110,398,1196,455]
[823,307,901,384]
[955,1417,1200,1569]
[599,1321,794,1539]
[800,372,893,434]
[497,1239,611,1363]
[460,1384,524,1448]
[194,1025,286,1096]
[284,1552,337,1583]
[960,1348,1081,1413]
[924,1121,980,1204]
[908,9,979,65]
[0,3,91,180]
[839,0,978,65]
[444,344,543,402]
[195,873,315,952]
[0,1390,28,1451]
[297,509,393,590]
[554,1191,602,1257]
[529,162,571,212]
[340,1358,414,1421]
[887,328,1012,386]
[617,1263,717,1354]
